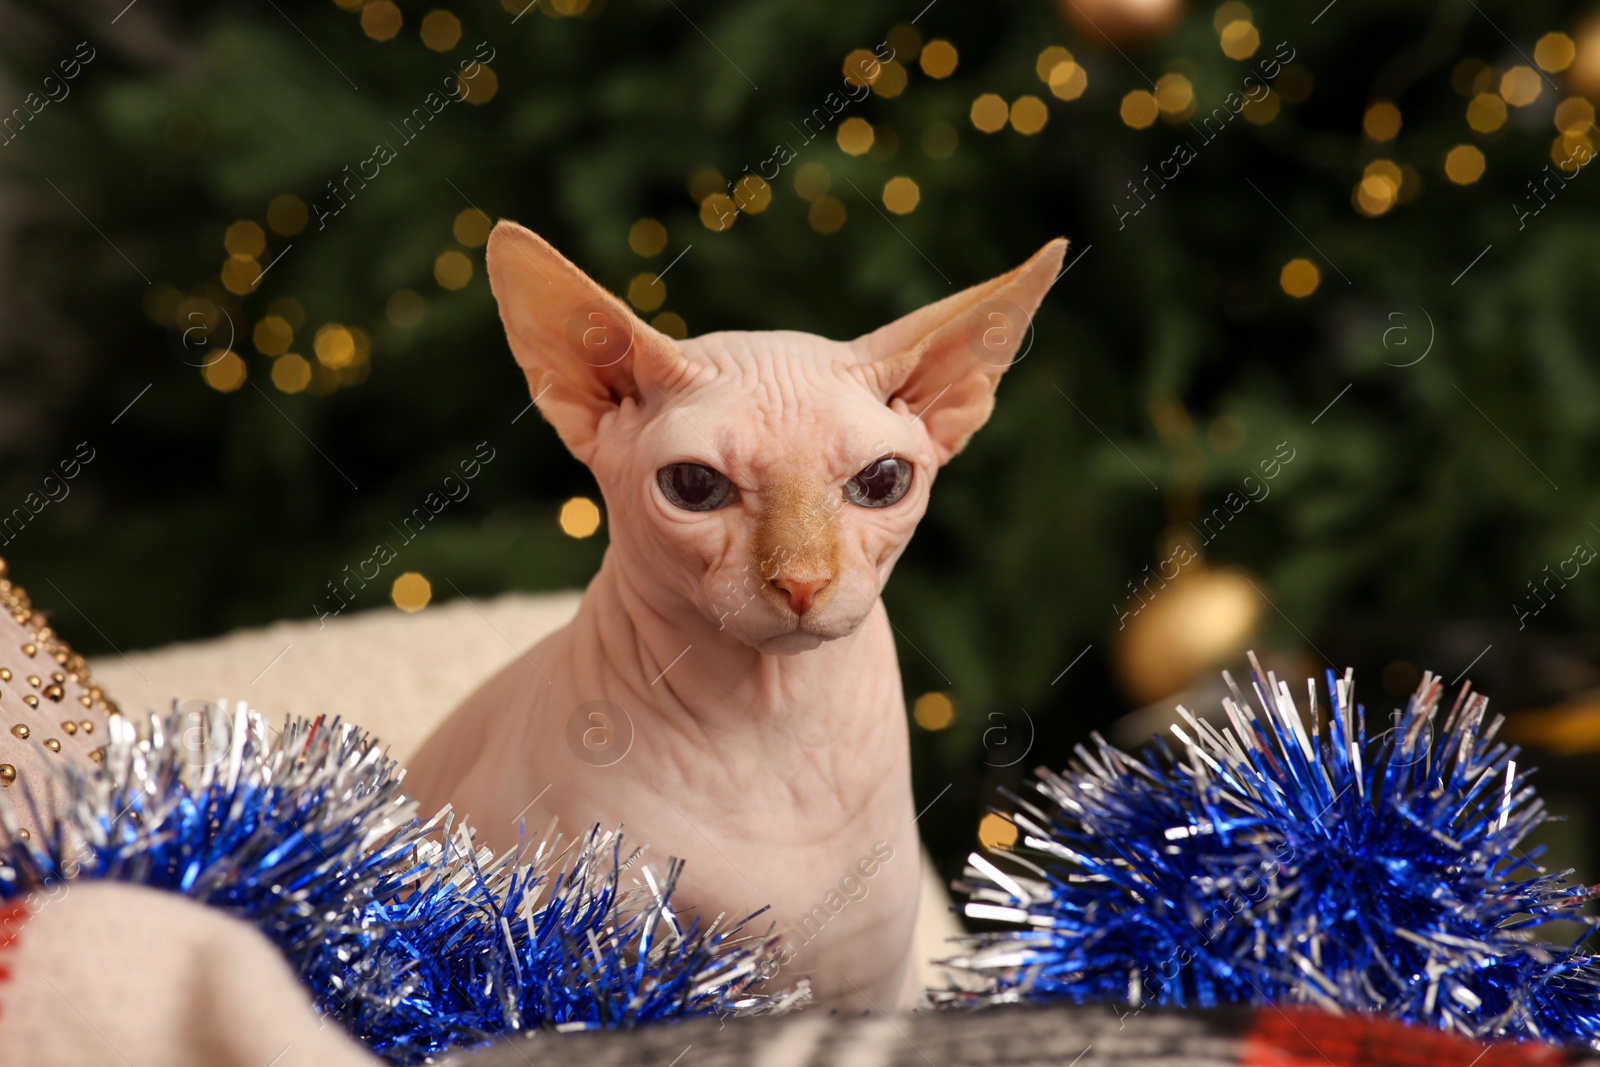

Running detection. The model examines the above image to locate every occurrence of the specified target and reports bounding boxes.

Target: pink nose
[772,577,830,615]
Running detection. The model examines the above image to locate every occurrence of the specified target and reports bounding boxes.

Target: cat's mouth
[757,629,829,655]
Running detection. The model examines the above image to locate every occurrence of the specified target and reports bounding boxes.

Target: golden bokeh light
[843,48,882,89]
[253,315,294,356]
[1241,90,1279,124]
[808,195,846,234]
[457,65,498,105]
[651,312,687,340]
[886,24,921,62]
[387,289,424,329]
[224,220,266,258]
[970,93,1009,133]
[1354,159,1401,217]
[912,691,955,731]
[688,167,725,203]
[1219,19,1260,60]
[453,207,492,247]
[1047,60,1088,101]
[1500,65,1542,107]
[923,121,958,158]
[793,162,831,201]
[266,194,308,237]
[271,353,312,394]
[1010,95,1049,134]
[1155,73,1194,118]
[434,250,473,290]
[627,272,666,312]
[559,497,603,538]
[873,61,908,98]
[920,40,958,79]
[1213,1,1251,29]
[202,351,247,393]
[221,255,260,296]
[1121,89,1160,129]
[733,175,772,213]
[1466,92,1506,133]
[882,176,921,214]
[837,116,876,155]
[1555,96,1596,135]
[977,812,1018,850]
[391,572,432,613]
[420,9,461,52]
[1363,101,1401,141]
[629,218,668,256]
[1444,143,1486,185]
[314,324,357,369]
[699,193,737,231]
[1553,131,1593,167]
[1279,257,1320,298]
[1535,32,1576,73]
[360,0,402,41]
[1035,46,1072,82]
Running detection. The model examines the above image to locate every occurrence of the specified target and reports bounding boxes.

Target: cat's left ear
[850,238,1067,465]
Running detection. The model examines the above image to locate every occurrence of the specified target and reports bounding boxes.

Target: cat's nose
[772,576,830,615]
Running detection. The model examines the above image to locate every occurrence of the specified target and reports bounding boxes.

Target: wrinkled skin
[405,222,1066,1012]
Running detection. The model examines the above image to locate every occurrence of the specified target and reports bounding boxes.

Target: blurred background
[4,0,1600,889]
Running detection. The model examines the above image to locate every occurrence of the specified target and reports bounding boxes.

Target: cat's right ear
[486,220,696,462]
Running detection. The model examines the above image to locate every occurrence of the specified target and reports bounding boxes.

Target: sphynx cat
[405,221,1066,1012]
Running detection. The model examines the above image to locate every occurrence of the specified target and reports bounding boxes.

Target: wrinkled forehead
[641,330,912,484]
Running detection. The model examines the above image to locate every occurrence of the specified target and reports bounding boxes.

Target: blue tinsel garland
[0,704,800,1065]
[942,658,1600,1047]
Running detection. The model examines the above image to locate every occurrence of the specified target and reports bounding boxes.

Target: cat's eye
[844,456,912,508]
[657,463,735,512]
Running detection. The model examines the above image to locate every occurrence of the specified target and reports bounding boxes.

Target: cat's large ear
[851,238,1068,465]
[487,220,698,462]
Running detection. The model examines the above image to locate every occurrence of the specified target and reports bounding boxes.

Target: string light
[360,0,402,41]
[793,163,831,201]
[807,196,846,234]
[1363,101,1402,141]
[224,220,266,258]
[629,218,668,256]
[1121,89,1159,129]
[912,692,955,730]
[253,315,294,356]
[970,93,1008,133]
[202,351,247,393]
[452,208,492,247]
[1466,92,1506,134]
[1009,95,1048,135]
[266,195,308,237]
[920,40,958,79]
[872,61,908,98]
[837,116,875,155]
[391,572,432,612]
[1279,258,1320,297]
[559,497,603,538]
[1499,66,1542,107]
[1444,144,1486,185]
[221,255,261,296]
[434,250,473,290]
[651,312,687,340]
[1219,19,1260,60]
[882,176,921,214]
[420,10,461,52]
[1155,73,1195,121]
[272,353,312,393]
[627,273,666,312]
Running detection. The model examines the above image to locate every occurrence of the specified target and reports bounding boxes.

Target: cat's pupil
[658,463,733,511]
[673,464,719,504]
[846,457,911,508]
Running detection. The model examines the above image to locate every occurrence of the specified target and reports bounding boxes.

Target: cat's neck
[574,549,903,738]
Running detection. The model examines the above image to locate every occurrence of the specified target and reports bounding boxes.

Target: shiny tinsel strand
[0,702,801,1065]
[940,657,1600,1047]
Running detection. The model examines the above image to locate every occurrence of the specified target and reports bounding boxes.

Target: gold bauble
[1112,564,1265,705]
[1058,0,1183,48]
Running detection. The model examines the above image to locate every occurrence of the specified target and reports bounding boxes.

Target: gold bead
[43,684,63,702]
[0,668,10,682]
[22,695,38,708]
[26,675,40,688]
[89,747,104,764]
[21,643,36,657]
[43,738,60,753]
[50,672,64,683]
[9,724,27,739]
[19,827,29,840]
[0,764,13,786]
[78,694,92,707]
[61,720,77,735]
[79,720,93,734]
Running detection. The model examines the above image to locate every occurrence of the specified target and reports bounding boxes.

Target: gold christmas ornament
[1112,560,1265,704]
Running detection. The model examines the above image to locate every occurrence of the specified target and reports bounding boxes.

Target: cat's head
[488,222,1065,655]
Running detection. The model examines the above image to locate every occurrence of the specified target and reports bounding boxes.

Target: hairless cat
[405,222,1066,1012]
